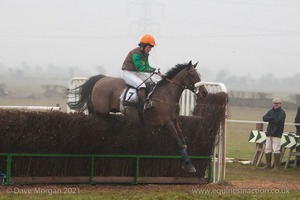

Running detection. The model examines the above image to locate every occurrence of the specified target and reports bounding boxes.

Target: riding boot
[137,88,146,108]
[137,88,153,111]
[260,153,272,169]
[271,153,281,171]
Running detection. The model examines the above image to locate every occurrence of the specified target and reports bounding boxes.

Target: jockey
[122,34,158,110]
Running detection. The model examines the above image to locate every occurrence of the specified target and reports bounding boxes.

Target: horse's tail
[67,74,106,111]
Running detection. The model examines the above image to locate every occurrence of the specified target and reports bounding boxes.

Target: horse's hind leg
[165,121,196,173]
[87,99,93,114]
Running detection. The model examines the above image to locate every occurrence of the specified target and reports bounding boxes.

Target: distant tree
[258,73,276,87]
[95,65,106,74]
[42,84,63,97]
[291,94,300,104]
[34,65,43,72]
[229,91,236,98]
[215,69,229,82]
[229,90,246,98]
[68,67,75,78]
[0,83,8,96]
[21,62,30,71]
[250,92,257,99]
[15,69,24,79]
[256,92,270,100]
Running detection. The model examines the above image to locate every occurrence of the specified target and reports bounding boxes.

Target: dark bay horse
[68,61,208,172]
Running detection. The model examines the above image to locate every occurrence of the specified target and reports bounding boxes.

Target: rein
[154,71,203,93]
[155,72,186,89]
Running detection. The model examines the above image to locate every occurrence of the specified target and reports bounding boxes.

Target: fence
[0,153,212,185]
[66,78,228,184]
[66,77,88,114]
[0,79,227,185]
[0,106,61,111]
[180,82,227,184]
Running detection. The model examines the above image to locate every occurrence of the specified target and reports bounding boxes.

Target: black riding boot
[272,153,281,171]
[137,88,153,111]
[137,88,146,108]
[260,153,272,169]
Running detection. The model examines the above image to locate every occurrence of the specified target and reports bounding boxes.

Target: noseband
[183,69,205,94]
[159,69,204,94]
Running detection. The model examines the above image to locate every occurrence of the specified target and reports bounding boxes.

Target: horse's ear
[188,60,192,66]
[193,61,199,68]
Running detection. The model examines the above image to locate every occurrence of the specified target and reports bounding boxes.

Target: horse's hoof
[182,162,197,173]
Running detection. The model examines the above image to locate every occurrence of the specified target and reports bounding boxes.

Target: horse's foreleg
[165,121,185,149]
[174,118,186,148]
[165,121,196,173]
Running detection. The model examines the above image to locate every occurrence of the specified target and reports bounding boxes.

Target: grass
[226,106,298,160]
[225,162,299,182]
[0,163,299,199]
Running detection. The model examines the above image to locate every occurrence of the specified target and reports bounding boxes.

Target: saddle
[121,82,156,109]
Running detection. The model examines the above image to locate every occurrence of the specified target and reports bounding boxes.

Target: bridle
[154,69,205,94]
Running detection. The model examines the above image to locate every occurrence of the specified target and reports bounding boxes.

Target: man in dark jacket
[294,106,300,153]
[294,106,300,135]
[261,97,286,171]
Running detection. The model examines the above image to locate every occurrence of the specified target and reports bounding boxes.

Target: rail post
[4,154,13,185]
[208,156,213,183]
[252,123,264,166]
[134,157,140,185]
[90,156,95,185]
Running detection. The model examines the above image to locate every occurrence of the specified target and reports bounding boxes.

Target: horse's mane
[157,63,189,86]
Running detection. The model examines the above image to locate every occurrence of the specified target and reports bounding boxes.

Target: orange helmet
[140,34,157,46]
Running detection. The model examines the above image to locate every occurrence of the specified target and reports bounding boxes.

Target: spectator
[294,106,300,136]
[294,106,300,153]
[261,97,286,171]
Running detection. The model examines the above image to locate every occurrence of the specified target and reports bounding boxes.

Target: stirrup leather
[144,99,153,110]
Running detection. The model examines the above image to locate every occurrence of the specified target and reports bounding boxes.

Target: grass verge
[0,163,299,200]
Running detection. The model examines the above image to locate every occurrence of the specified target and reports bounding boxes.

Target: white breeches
[123,70,159,89]
[265,136,281,154]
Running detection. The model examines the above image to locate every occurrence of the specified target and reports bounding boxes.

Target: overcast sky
[1,0,300,79]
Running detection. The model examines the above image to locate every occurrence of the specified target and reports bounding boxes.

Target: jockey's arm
[132,54,155,72]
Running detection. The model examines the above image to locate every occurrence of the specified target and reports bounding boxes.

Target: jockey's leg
[137,87,146,107]
[137,87,153,111]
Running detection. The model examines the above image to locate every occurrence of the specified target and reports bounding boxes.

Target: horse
[67,61,208,172]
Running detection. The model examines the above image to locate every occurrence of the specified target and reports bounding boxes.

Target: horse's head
[185,61,208,99]
[158,61,208,99]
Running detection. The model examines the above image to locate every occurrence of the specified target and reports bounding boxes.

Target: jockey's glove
[149,67,156,73]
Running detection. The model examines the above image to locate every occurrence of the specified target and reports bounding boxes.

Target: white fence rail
[0,106,61,111]
[66,77,88,114]
[179,82,227,116]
